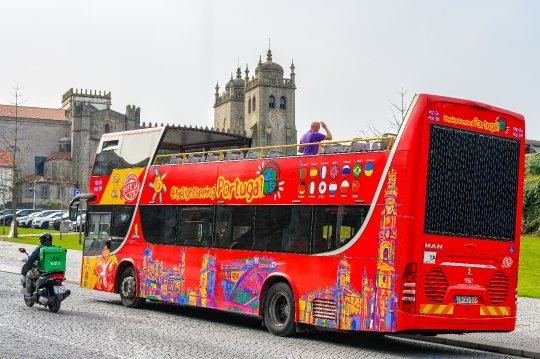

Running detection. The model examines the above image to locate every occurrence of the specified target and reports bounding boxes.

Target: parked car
[69,213,87,232]
[19,210,59,228]
[49,213,71,231]
[2,209,41,226]
[17,211,42,227]
[0,209,15,225]
[31,212,62,229]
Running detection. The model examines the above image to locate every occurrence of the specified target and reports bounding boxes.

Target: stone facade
[214,49,297,154]
[62,88,140,193]
[0,89,140,208]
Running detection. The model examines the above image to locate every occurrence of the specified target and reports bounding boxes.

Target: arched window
[248,99,251,113]
[253,96,256,111]
[269,95,275,108]
[104,123,110,133]
[280,96,286,109]
[239,117,244,129]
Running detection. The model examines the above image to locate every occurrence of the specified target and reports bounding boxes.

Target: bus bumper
[397,310,516,333]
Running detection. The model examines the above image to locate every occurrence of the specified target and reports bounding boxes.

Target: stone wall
[0,117,69,178]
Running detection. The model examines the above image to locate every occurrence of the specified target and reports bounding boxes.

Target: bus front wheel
[263,282,296,337]
[119,266,146,308]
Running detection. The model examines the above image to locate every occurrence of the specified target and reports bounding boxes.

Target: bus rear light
[400,262,417,313]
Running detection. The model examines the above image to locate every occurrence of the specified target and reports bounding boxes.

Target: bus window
[110,205,135,251]
[139,205,177,246]
[214,206,255,250]
[312,205,366,254]
[177,207,213,247]
[253,205,311,254]
[287,206,311,254]
[92,150,120,176]
[84,207,113,256]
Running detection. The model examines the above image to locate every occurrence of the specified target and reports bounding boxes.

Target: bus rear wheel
[263,282,296,337]
[119,266,146,308]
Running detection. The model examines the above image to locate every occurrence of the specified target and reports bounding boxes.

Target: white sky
[1,0,538,141]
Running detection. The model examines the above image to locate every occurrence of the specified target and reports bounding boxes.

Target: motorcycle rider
[21,232,53,297]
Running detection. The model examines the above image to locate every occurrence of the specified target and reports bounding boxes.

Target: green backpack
[39,245,67,272]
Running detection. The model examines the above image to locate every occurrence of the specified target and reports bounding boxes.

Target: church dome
[261,61,284,73]
[233,68,245,88]
[258,49,284,77]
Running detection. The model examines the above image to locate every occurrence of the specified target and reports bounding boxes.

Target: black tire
[263,282,296,337]
[48,298,61,313]
[24,296,34,307]
[41,222,48,229]
[119,266,146,308]
[5,219,12,226]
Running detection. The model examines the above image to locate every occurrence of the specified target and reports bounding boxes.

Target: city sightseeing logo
[148,167,168,204]
[120,173,141,201]
[442,114,507,133]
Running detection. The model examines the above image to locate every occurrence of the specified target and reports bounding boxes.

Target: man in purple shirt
[299,121,333,154]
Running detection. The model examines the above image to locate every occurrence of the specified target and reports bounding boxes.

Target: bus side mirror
[69,200,80,221]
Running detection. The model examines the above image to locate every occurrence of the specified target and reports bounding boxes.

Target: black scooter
[19,248,71,312]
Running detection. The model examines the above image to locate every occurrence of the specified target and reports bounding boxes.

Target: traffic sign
[73,189,81,197]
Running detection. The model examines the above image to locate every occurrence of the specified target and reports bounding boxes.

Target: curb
[398,334,540,359]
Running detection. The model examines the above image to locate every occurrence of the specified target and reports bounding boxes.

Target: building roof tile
[0,104,66,121]
[0,149,13,167]
[46,152,71,161]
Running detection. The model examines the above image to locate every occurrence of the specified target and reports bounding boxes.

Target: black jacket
[21,246,40,275]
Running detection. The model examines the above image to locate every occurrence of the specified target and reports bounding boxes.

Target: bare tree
[0,85,33,238]
[357,88,410,138]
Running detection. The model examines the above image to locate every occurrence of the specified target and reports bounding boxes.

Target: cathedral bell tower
[213,48,297,154]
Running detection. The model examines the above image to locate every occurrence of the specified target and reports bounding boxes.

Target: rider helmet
[39,232,53,246]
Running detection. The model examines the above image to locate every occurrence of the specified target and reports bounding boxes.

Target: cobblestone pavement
[0,271,521,359]
[0,240,533,358]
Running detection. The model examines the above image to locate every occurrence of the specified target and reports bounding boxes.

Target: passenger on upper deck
[298,121,333,155]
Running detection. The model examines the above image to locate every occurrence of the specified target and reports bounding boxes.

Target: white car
[17,211,44,228]
[31,212,62,229]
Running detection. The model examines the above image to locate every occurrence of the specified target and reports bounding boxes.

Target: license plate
[455,295,477,304]
[53,286,66,294]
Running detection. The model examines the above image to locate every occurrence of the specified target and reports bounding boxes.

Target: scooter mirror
[18,248,26,253]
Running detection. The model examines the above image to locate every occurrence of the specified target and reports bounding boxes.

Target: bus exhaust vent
[424,124,520,241]
[312,299,336,320]
[424,267,449,303]
[487,271,509,304]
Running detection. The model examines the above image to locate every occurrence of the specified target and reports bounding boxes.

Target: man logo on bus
[120,173,142,202]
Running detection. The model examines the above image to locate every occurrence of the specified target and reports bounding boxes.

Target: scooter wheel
[48,298,61,313]
[24,297,34,307]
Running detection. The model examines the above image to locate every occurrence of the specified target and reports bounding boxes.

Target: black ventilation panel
[424,124,520,241]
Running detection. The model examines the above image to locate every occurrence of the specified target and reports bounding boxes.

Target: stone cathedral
[213,49,297,154]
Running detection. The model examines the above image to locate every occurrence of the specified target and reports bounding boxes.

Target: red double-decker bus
[70,94,524,336]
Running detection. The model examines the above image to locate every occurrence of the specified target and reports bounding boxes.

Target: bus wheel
[119,266,146,308]
[263,282,296,337]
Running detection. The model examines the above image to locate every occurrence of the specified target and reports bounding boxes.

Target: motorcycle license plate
[455,295,477,304]
[53,286,66,294]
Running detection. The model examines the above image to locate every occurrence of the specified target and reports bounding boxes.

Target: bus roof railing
[153,135,395,165]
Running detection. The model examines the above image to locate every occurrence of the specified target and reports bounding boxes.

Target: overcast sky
[1,0,538,141]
